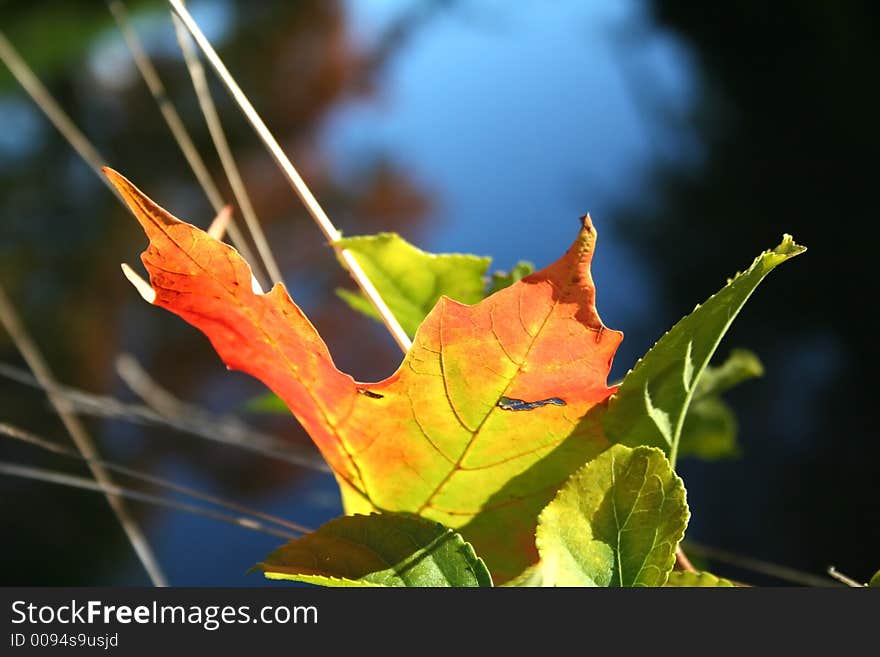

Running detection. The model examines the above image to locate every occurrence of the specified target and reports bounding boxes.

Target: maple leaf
[106,167,622,582]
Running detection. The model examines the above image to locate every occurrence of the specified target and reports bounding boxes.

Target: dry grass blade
[172,12,285,286]
[0,421,312,535]
[0,31,123,203]
[107,0,269,290]
[167,0,413,353]
[0,285,167,586]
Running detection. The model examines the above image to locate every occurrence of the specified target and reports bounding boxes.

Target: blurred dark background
[1,0,877,585]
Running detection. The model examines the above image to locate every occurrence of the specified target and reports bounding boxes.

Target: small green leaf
[678,350,763,461]
[679,397,739,460]
[335,233,490,338]
[604,236,805,467]
[695,349,764,399]
[869,570,880,587]
[533,444,689,587]
[665,571,736,587]
[488,261,535,294]
[244,392,289,413]
[252,243,531,415]
[254,513,492,587]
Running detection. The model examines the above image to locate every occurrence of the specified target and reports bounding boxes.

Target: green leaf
[678,397,740,460]
[244,392,288,413]
[870,570,880,587]
[335,233,491,338]
[488,261,535,294]
[665,571,736,587]
[677,350,764,461]
[254,513,493,587]
[695,349,764,399]
[532,444,689,587]
[603,235,805,467]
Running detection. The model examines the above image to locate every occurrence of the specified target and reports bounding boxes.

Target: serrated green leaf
[665,571,736,587]
[335,233,491,338]
[870,570,880,587]
[488,261,535,294]
[254,513,492,587]
[532,444,689,587]
[604,236,805,467]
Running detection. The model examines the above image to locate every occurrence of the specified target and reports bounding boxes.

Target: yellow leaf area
[107,168,623,581]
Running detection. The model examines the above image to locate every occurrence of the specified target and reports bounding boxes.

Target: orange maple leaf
[107,168,623,581]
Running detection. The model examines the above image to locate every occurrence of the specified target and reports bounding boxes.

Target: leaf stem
[674,546,697,572]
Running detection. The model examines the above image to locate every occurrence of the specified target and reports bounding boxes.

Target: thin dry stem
[827,566,865,588]
[0,421,311,535]
[172,12,285,286]
[0,361,329,471]
[108,0,268,289]
[0,460,298,541]
[0,32,124,203]
[684,540,841,587]
[0,284,167,586]
[167,0,412,352]
[207,205,234,239]
[675,546,697,573]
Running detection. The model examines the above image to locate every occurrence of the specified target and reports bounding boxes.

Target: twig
[675,546,697,572]
[0,31,123,203]
[827,566,865,588]
[207,204,233,239]
[684,540,841,587]
[171,11,284,286]
[0,361,330,472]
[167,0,412,353]
[0,285,167,586]
[107,0,268,290]
[0,460,298,541]
[0,421,311,535]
